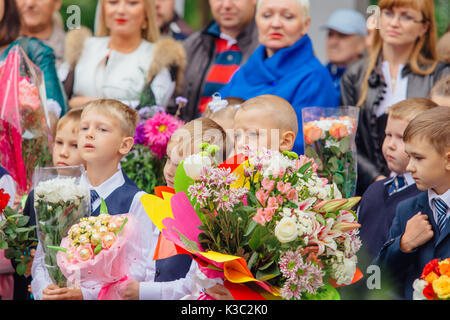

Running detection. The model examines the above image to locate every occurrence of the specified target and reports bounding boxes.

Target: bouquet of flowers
[142,144,363,300]
[302,107,359,198]
[33,166,90,287]
[48,209,140,300]
[413,258,450,300]
[0,45,53,195]
[0,188,37,276]
[122,104,185,194]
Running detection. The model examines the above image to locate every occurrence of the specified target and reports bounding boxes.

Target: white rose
[183,154,212,180]
[275,217,298,243]
[412,279,428,300]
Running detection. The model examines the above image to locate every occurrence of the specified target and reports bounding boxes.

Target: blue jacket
[376,192,450,299]
[219,34,340,154]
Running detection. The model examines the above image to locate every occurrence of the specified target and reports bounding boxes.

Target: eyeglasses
[381,9,427,25]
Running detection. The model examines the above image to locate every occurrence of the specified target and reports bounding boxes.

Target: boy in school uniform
[377,106,450,300]
[31,100,160,300]
[20,108,85,300]
[358,98,438,265]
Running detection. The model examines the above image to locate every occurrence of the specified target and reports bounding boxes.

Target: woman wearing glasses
[341,0,450,195]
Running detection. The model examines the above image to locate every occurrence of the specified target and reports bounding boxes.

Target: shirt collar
[384,172,415,187]
[428,188,450,209]
[206,21,237,47]
[82,169,125,200]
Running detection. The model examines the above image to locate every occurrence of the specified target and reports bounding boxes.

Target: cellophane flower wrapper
[56,214,141,300]
[0,45,53,196]
[33,166,90,287]
[302,107,359,198]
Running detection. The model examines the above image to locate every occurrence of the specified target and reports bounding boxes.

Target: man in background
[322,8,367,100]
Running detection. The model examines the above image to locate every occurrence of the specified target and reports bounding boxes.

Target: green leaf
[94,244,102,255]
[16,216,30,227]
[16,262,27,276]
[328,157,339,172]
[256,263,280,281]
[0,239,8,250]
[247,251,259,271]
[333,173,345,185]
[244,220,258,237]
[339,136,351,153]
[114,217,128,235]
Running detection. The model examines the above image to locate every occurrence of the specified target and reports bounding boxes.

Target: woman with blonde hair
[341,0,450,195]
[67,0,186,110]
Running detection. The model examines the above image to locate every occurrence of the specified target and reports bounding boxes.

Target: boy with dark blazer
[377,106,450,300]
[358,99,437,265]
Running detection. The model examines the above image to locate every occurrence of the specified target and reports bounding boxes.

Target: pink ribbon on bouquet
[97,275,129,300]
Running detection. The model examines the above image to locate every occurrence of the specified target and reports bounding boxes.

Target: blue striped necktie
[90,189,100,213]
[388,175,406,196]
[434,198,448,232]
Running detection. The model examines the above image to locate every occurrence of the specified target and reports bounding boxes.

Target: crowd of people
[0,0,450,301]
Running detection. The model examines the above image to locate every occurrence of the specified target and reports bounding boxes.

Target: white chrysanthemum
[295,210,315,237]
[35,177,89,203]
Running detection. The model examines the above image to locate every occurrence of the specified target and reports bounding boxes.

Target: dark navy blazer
[377,192,450,299]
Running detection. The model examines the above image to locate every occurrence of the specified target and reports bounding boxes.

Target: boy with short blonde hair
[429,74,450,107]
[377,106,450,300]
[233,94,298,155]
[357,98,438,284]
[30,107,87,300]
[32,99,159,300]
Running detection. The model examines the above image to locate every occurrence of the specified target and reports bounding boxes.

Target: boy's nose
[406,160,415,173]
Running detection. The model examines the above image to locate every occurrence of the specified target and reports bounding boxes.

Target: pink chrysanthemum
[143,112,184,159]
[279,249,325,300]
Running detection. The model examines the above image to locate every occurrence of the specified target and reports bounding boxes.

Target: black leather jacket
[341,55,450,195]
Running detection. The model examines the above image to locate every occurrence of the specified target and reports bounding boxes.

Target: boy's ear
[279,130,296,152]
[119,137,135,156]
[445,149,450,171]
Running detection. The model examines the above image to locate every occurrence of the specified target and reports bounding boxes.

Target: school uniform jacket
[376,192,450,299]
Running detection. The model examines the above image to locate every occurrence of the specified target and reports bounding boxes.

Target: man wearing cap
[322,9,367,99]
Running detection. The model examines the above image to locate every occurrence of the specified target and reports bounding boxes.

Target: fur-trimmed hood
[64,29,186,94]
